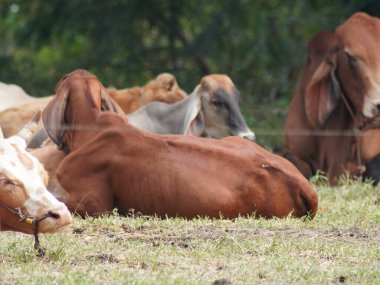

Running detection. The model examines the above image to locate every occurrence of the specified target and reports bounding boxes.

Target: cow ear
[305,52,341,128]
[184,92,204,136]
[42,89,69,150]
[100,89,125,116]
[187,111,205,136]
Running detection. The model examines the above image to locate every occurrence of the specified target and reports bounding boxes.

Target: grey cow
[127,74,255,140]
[28,74,255,148]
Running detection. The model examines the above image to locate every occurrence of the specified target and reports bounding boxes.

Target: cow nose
[46,207,72,228]
[47,210,61,220]
[243,133,256,141]
[377,104,380,112]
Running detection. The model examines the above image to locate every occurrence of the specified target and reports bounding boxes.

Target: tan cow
[42,69,318,219]
[0,73,186,137]
[284,12,380,184]
[107,72,187,114]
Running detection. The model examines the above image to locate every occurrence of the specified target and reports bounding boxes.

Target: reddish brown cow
[42,69,318,219]
[284,13,380,184]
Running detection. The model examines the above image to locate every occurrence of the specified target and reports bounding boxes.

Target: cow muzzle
[237,131,256,141]
[37,204,72,233]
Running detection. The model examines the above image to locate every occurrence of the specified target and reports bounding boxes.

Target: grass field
[1,178,379,285]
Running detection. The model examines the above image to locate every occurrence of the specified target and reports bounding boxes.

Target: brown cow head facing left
[305,12,380,128]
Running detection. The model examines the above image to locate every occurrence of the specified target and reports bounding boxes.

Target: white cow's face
[0,135,72,233]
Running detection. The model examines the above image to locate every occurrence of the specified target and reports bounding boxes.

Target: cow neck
[339,91,365,174]
[139,87,145,107]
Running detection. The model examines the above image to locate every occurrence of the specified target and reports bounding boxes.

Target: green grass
[1,179,379,285]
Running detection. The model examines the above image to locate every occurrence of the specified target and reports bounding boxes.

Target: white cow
[0,111,72,234]
[0,81,35,112]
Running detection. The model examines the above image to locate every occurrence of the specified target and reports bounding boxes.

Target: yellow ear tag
[25,218,33,225]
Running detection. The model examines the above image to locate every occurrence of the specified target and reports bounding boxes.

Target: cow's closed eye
[345,52,358,67]
[0,178,16,190]
[211,99,226,107]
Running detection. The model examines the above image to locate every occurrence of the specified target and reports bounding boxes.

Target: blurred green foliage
[0,0,379,147]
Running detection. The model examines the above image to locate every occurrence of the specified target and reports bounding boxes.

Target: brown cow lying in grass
[0,73,186,137]
[41,69,318,219]
[30,74,255,198]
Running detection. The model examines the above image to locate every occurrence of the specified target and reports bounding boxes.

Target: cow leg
[363,154,380,185]
[283,152,314,178]
[56,164,114,217]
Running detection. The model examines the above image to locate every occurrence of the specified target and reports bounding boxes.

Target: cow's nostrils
[244,134,256,141]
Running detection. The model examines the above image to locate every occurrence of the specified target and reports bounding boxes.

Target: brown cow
[42,69,318,219]
[284,12,380,184]
[0,73,186,137]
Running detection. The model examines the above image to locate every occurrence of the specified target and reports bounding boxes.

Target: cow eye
[0,178,15,190]
[211,100,225,107]
[345,52,357,66]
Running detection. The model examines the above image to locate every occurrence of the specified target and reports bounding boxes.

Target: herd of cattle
[0,12,379,239]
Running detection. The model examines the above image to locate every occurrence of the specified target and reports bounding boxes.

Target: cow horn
[16,110,42,142]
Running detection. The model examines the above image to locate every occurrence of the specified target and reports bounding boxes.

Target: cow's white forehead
[0,137,44,189]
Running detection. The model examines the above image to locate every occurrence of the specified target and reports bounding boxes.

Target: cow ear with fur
[100,89,125,116]
[42,89,69,151]
[304,52,341,128]
[187,111,205,136]
[184,92,205,136]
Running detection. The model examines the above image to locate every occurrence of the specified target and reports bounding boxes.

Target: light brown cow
[107,72,187,114]
[284,12,380,184]
[0,73,186,137]
[42,69,318,219]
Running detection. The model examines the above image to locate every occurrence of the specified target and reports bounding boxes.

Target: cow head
[142,73,187,104]
[0,111,72,233]
[305,13,380,128]
[43,69,124,152]
[186,74,255,140]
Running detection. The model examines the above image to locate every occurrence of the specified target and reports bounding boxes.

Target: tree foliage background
[1,0,379,146]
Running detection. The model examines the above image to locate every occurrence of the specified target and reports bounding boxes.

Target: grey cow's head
[190,74,255,140]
